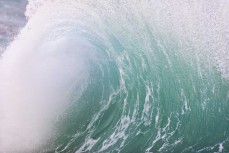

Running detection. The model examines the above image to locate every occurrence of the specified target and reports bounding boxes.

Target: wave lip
[0,8,95,151]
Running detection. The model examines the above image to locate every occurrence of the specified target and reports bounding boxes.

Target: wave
[0,0,229,152]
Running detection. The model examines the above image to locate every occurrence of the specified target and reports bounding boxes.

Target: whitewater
[0,0,229,152]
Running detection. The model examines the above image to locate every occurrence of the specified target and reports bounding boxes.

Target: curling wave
[0,0,229,152]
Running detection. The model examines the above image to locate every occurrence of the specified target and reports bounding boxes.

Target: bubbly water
[0,0,228,152]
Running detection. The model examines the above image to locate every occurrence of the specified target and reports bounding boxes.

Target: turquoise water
[0,0,228,152]
[53,29,229,153]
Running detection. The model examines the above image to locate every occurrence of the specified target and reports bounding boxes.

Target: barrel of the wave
[53,22,229,152]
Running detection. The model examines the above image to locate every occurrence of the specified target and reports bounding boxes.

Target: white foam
[218,143,224,152]
[0,3,95,151]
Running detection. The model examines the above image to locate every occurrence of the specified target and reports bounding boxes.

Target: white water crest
[0,2,96,151]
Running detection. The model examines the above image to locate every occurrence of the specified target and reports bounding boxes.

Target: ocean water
[0,0,229,153]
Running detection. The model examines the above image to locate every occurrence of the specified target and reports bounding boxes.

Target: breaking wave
[0,0,229,152]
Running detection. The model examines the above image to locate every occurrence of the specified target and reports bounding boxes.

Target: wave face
[0,0,229,152]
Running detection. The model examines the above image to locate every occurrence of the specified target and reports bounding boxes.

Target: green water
[51,28,229,152]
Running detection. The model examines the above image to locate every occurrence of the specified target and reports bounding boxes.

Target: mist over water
[0,0,229,152]
[0,0,27,53]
